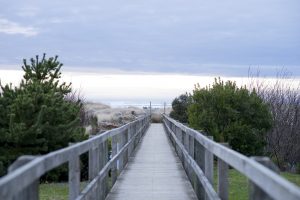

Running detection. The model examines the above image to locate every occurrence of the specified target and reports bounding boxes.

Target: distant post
[150,101,152,116]
[249,157,280,200]
[164,102,166,114]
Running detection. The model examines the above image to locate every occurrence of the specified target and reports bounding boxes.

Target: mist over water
[1,68,299,107]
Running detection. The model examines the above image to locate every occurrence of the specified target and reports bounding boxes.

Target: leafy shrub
[170,93,191,123]
[297,163,300,174]
[188,78,272,156]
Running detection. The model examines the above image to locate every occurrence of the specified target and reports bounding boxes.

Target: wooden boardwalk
[2,115,299,200]
[106,123,198,200]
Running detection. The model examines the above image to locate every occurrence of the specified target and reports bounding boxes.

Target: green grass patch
[39,183,68,200]
[281,172,300,186]
[213,168,300,200]
[213,168,248,200]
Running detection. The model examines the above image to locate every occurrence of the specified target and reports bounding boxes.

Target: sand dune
[84,102,148,133]
[84,102,172,134]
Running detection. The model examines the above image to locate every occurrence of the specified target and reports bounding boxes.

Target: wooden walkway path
[2,115,299,200]
[106,123,198,200]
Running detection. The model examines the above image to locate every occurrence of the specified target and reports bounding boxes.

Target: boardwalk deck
[106,123,198,200]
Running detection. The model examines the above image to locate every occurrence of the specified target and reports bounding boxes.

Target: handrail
[0,114,151,200]
[163,114,300,200]
[164,119,220,200]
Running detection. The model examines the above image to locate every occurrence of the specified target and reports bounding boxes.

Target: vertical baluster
[124,129,129,167]
[205,136,214,200]
[128,124,133,157]
[69,154,80,200]
[249,157,280,200]
[101,140,109,199]
[89,144,101,199]
[184,130,189,171]
[188,132,195,183]
[118,131,124,173]
[111,135,118,186]
[194,138,206,200]
[218,143,229,200]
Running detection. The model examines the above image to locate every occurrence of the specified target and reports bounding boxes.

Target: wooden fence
[0,115,150,200]
[162,114,300,200]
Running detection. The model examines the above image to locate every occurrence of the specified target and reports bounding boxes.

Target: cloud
[0,18,38,36]
[16,6,40,17]
[0,0,299,76]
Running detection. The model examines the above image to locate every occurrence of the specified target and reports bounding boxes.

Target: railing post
[174,125,179,155]
[187,131,195,182]
[8,156,38,200]
[194,138,206,200]
[139,120,143,141]
[132,123,137,149]
[111,135,118,185]
[136,121,140,143]
[101,140,109,199]
[69,153,80,200]
[182,130,192,181]
[89,146,100,181]
[117,132,124,173]
[203,136,214,200]
[176,126,183,159]
[183,130,187,171]
[179,129,184,163]
[89,145,101,199]
[124,129,129,167]
[167,120,171,137]
[249,157,280,200]
[205,136,214,185]
[218,143,229,200]
[188,132,195,159]
[128,123,134,157]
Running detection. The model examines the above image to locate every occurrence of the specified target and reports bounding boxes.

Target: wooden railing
[162,114,300,200]
[0,115,150,200]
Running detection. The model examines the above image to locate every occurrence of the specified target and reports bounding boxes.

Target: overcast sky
[0,0,299,76]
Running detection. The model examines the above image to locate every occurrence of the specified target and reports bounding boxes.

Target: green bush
[188,78,272,156]
[170,93,191,123]
[297,163,300,174]
[0,54,87,177]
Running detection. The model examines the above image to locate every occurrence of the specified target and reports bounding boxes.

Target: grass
[281,172,300,186]
[39,181,89,200]
[39,183,68,200]
[213,168,249,199]
[213,168,300,200]
[39,170,300,200]
[39,178,112,200]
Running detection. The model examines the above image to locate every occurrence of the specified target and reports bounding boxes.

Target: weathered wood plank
[89,146,101,199]
[218,143,229,200]
[205,136,214,185]
[111,135,118,186]
[69,154,80,200]
[187,132,195,183]
[194,139,206,199]
[103,140,109,198]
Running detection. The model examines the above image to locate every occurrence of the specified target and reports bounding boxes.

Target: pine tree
[0,54,86,176]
